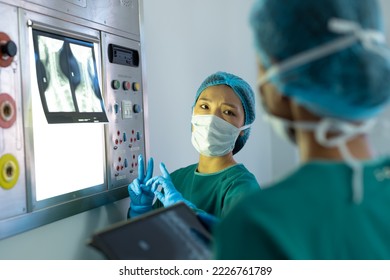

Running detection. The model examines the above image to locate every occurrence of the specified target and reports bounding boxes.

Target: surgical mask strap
[264,114,376,204]
[339,142,364,204]
[314,118,376,148]
[258,18,389,84]
[313,118,376,204]
[240,124,251,131]
[329,18,387,57]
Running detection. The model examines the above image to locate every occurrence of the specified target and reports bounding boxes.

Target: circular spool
[0,32,16,68]
[0,93,16,128]
[0,153,20,190]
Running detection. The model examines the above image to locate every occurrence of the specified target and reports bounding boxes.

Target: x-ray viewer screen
[33,29,108,123]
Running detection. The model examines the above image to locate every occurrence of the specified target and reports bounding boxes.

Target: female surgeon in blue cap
[214,0,390,259]
[127,71,260,219]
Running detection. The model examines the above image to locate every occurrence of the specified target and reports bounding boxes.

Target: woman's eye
[200,104,209,110]
[224,110,235,116]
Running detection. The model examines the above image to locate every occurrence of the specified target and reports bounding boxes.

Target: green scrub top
[154,163,260,218]
[214,157,390,259]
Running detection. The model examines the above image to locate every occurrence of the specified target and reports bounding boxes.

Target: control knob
[133,104,141,113]
[0,32,17,67]
[1,40,17,58]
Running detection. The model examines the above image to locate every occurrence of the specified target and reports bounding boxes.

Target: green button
[111,80,121,90]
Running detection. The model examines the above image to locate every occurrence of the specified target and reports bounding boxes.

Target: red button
[123,81,131,91]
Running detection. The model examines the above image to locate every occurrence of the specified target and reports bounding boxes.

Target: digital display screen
[32,29,108,123]
[108,44,139,67]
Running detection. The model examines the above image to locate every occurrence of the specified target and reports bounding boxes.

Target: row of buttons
[116,158,137,171]
[111,80,140,91]
[115,154,139,171]
[113,101,141,116]
[113,129,141,146]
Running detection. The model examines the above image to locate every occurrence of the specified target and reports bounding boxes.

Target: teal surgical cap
[250,0,390,120]
[193,71,256,154]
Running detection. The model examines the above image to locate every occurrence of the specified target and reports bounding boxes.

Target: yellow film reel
[0,154,19,190]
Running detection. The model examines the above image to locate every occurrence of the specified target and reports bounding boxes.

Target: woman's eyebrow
[198,97,240,109]
[197,97,212,102]
[222,102,240,109]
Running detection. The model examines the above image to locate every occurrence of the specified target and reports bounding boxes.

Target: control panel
[0,0,147,240]
[0,3,27,220]
[102,32,145,188]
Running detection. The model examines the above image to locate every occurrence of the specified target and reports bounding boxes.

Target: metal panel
[0,0,147,240]
[0,3,27,220]
[101,32,146,189]
[18,9,109,211]
[24,0,140,36]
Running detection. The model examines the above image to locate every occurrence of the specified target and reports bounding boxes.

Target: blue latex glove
[128,154,154,217]
[147,162,196,209]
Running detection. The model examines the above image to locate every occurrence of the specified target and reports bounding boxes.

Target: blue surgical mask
[191,114,250,157]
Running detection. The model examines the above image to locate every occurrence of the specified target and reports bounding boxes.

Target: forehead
[197,85,243,107]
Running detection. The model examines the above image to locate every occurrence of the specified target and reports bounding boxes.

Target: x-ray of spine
[38,36,75,112]
[34,31,106,119]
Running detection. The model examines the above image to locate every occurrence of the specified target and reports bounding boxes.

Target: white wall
[142,0,273,185]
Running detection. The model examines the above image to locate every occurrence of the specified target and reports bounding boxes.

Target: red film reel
[0,93,16,128]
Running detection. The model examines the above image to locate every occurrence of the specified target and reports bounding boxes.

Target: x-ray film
[32,29,108,123]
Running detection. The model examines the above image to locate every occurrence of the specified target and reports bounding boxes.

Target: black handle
[1,40,17,57]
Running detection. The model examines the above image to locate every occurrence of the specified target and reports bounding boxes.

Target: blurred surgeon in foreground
[214,0,390,259]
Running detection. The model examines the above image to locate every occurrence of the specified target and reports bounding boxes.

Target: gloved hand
[147,162,196,209]
[128,154,154,217]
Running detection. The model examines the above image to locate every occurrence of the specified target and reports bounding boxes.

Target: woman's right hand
[128,154,154,217]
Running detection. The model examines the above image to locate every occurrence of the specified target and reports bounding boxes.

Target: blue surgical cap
[193,71,256,154]
[250,0,390,120]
